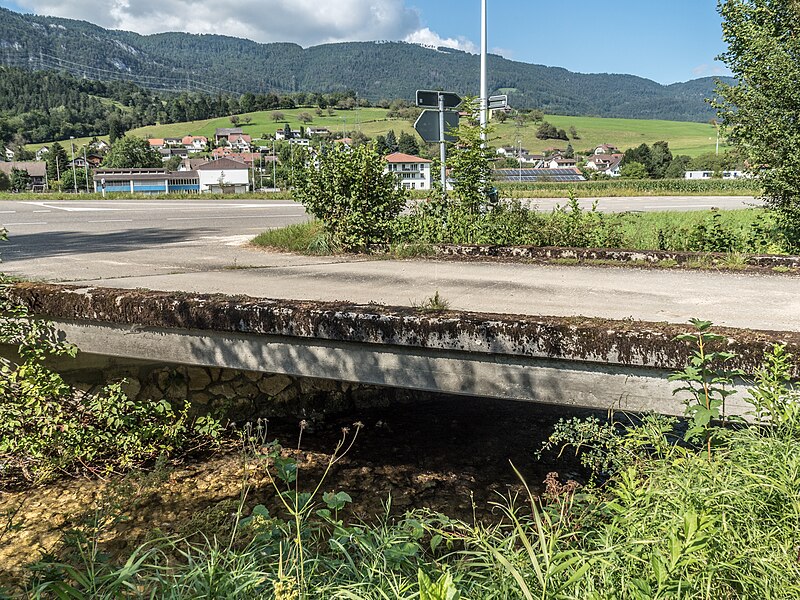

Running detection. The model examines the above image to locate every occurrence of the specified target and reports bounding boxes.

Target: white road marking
[5,222,48,226]
[0,210,16,214]
[166,214,301,221]
[33,210,52,213]
[88,219,134,223]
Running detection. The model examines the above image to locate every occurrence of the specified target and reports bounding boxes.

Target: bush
[291,143,408,252]
[0,279,223,486]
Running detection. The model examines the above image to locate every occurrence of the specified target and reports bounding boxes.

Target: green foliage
[0,282,222,486]
[447,98,495,213]
[9,167,31,192]
[291,143,408,251]
[102,135,162,168]
[716,0,800,246]
[0,171,9,192]
[670,319,740,457]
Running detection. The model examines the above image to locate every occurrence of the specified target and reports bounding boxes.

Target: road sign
[414,109,460,143]
[488,94,508,110]
[416,90,462,109]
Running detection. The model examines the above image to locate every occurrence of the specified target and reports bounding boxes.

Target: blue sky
[0,0,729,84]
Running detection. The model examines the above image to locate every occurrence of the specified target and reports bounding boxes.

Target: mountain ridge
[0,7,729,122]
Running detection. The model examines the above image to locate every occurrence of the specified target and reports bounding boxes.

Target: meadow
[28,108,726,157]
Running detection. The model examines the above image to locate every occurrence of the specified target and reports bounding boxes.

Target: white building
[585,154,624,177]
[384,152,432,190]
[685,170,746,180]
[196,157,250,194]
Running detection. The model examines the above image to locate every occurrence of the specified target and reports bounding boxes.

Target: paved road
[524,195,761,213]
[2,196,797,333]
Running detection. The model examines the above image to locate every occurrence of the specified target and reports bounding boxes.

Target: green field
[28,108,725,157]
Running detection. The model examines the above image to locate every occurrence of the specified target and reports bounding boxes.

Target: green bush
[291,143,408,252]
[0,280,223,486]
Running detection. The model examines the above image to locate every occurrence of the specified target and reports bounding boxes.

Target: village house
[594,143,620,155]
[585,153,624,177]
[384,152,432,190]
[546,156,577,169]
[35,146,50,161]
[306,127,330,137]
[0,161,49,191]
[147,138,166,150]
[214,128,244,144]
[196,157,250,194]
[182,136,208,153]
[227,133,253,151]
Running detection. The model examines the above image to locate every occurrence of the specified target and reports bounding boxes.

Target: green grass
[27,109,730,158]
[251,220,329,254]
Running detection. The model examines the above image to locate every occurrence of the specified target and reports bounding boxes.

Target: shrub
[0,279,223,486]
[291,143,408,252]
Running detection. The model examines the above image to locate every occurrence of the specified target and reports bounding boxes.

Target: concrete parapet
[6,283,799,416]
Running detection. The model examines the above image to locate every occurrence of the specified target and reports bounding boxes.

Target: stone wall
[35,353,412,422]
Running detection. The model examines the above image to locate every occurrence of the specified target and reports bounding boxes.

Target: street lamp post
[83,145,90,192]
[69,137,77,193]
[480,0,488,143]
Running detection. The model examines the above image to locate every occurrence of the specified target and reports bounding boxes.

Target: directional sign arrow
[414,109,460,143]
[488,94,508,110]
[416,90,463,110]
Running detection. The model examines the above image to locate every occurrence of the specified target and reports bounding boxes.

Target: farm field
[28,108,726,157]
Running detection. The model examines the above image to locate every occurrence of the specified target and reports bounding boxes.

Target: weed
[413,291,451,313]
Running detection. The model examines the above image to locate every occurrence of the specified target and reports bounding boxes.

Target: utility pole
[480,0,488,143]
[83,146,89,192]
[70,137,77,193]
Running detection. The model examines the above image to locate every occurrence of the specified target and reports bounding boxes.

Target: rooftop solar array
[493,168,587,183]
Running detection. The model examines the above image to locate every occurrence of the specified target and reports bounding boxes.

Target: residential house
[159,148,189,161]
[214,128,244,144]
[35,146,50,161]
[546,156,577,169]
[164,137,183,147]
[585,153,624,177]
[196,157,250,194]
[148,138,166,150]
[227,133,253,151]
[91,140,110,152]
[4,147,15,161]
[275,129,302,141]
[306,127,330,137]
[182,136,208,153]
[69,153,104,169]
[496,145,528,157]
[594,144,620,155]
[0,161,48,190]
[384,152,432,190]
[210,148,262,166]
[93,168,199,194]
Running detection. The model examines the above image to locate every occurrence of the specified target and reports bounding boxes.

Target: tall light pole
[480,0,488,143]
[69,136,77,193]
[83,145,89,192]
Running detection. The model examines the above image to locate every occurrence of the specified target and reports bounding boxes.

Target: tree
[716,0,800,244]
[564,144,575,159]
[620,161,649,179]
[9,167,31,192]
[291,143,408,251]
[107,117,126,144]
[229,115,241,126]
[650,141,674,179]
[0,171,10,191]
[46,142,69,181]
[298,112,313,124]
[102,136,162,168]
[622,143,654,176]
[569,125,580,140]
[384,130,399,153]
[493,111,508,123]
[60,167,90,192]
[448,98,495,213]
[272,111,285,123]
[398,132,420,156]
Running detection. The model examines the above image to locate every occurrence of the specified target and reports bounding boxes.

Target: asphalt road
[2,196,797,333]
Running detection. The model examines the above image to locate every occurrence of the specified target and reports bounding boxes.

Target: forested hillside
[0,7,728,122]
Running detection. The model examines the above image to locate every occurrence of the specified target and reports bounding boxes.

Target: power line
[0,50,245,96]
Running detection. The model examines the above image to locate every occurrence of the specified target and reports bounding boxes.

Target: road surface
[1,196,796,333]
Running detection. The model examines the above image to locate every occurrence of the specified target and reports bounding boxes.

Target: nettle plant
[0,275,223,486]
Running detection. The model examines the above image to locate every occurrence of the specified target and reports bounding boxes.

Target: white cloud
[692,62,730,78]
[403,27,477,53]
[13,0,435,47]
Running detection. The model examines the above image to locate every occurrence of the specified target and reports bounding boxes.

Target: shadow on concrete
[1,228,215,260]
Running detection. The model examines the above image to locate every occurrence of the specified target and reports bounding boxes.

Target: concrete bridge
[5,283,799,417]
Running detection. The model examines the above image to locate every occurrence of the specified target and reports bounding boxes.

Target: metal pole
[439,93,447,197]
[83,146,89,192]
[70,138,77,193]
[272,141,277,189]
[480,0,488,143]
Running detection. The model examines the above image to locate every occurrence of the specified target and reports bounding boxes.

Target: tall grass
[20,343,800,599]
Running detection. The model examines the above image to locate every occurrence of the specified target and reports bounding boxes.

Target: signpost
[488,94,508,110]
[414,90,462,195]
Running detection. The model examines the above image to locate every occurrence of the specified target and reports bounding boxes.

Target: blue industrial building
[93,169,200,194]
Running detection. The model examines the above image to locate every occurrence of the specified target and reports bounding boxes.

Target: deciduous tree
[715,0,800,244]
